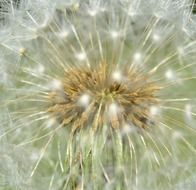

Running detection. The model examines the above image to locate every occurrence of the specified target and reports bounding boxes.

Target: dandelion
[0,0,196,189]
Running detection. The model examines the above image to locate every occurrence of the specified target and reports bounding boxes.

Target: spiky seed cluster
[0,0,196,189]
[48,62,159,130]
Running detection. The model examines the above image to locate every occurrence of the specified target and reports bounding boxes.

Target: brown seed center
[47,62,160,131]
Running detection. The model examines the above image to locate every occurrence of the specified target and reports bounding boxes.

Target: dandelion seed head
[47,62,159,130]
[1,0,196,189]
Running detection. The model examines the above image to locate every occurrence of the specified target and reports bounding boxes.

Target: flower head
[0,0,196,189]
[47,62,159,130]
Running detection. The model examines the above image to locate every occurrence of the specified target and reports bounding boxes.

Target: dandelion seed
[110,31,120,39]
[152,33,161,42]
[108,102,119,115]
[88,9,98,17]
[177,46,185,55]
[58,30,69,39]
[185,104,192,120]
[112,70,122,82]
[165,69,175,80]
[36,64,45,74]
[75,52,87,61]
[133,52,142,63]
[19,48,26,56]
[78,94,91,107]
[172,131,183,140]
[150,105,160,116]
[49,79,63,90]
[46,118,56,128]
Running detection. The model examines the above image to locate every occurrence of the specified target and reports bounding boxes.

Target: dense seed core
[48,62,159,131]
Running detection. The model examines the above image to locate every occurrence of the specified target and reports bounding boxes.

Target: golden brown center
[47,62,159,131]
